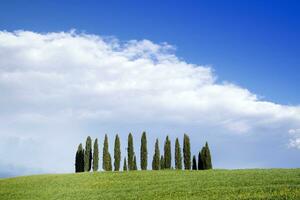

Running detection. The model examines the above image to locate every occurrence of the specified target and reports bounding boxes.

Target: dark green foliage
[175,138,182,170]
[160,155,165,170]
[201,142,212,170]
[152,139,160,170]
[127,133,135,170]
[75,143,84,172]
[205,142,212,169]
[183,134,191,170]
[140,132,148,170]
[133,154,137,170]
[200,147,206,169]
[107,153,112,171]
[123,157,127,171]
[76,133,211,173]
[114,134,121,171]
[93,139,99,172]
[163,136,171,169]
[192,155,197,170]
[84,136,92,172]
[103,134,112,171]
[198,150,204,170]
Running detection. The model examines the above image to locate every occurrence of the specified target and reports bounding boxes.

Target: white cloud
[0,30,300,175]
[288,129,300,149]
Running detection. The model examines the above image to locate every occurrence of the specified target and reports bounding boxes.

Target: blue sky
[0,1,299,177]
[1,0,299,104]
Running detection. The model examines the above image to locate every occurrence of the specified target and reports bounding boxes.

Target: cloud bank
[0,30,299,176]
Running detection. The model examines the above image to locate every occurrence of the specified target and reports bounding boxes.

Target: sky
[0,0,299,177]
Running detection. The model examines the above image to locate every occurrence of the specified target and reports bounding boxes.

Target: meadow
[0,169,299,200]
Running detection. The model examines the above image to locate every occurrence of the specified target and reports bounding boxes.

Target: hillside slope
[0,169,299,200]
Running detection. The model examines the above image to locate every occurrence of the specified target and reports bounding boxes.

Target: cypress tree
[204,142,212,169]
[152,139,160,170]
[198,150,204,170]
[93,138,99,172]
[175,138,182,170]
[133,154,137,170]
[114,134,121,171]
[103,134,112,171]
[107,152,112,171]
[164,136,171,169]
[183,134,191,170]
[123,157,127,171]
[160,155,165,170]
[84,136,92,172]
[192,155,197,170]
[127,133,135,170]
[81,147,85,172]
[75,144,80,173]
[80,144,85,172]
[200,147,207,169]
[140,131,148,170]
[75,143,84,172]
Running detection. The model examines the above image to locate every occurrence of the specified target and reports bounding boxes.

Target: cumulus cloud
[0,30,299,176]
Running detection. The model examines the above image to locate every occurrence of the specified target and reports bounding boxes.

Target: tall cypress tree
[84,136,92,172]
[204,142,212,169]
[114,134,121,171]
[133,154,137,170]
[75,143,84,172]
[183,134,191,170]
[198,150,204,170]
[164,136,171,169]
[127,133,134,170]
[160,155,165,170]
[103,134,112,171]
[123,157,127,171]
[93,138,99,172]
[192,155,197,170]
[152,139,160,170]
[140,131,148,170]
[175,138,182,170]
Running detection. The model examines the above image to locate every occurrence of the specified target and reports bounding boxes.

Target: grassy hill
[0,169,299,200]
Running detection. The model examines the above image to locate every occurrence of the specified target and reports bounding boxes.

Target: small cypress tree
[123,157,127,171]
[93,138,99,172]
[127,133,135,170]
[192,155,197,170]
[183,134,191,170]
[198,150,204,170]
[140,131,148,170]
[160,155,165,170]
[175,138,182,170]
[75,143,84,172]
[84,136,92,172]
[114,134,121,171]
[164,136,171,169]
[103,134,112,171]
[152,139,160,170]
[133,154,137,170]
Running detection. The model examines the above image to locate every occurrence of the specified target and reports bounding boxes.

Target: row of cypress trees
[75,132,212,172]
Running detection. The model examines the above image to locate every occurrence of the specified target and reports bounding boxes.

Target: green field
[0,169,299,200]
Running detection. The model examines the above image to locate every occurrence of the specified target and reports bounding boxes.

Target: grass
[0,169,299,200]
